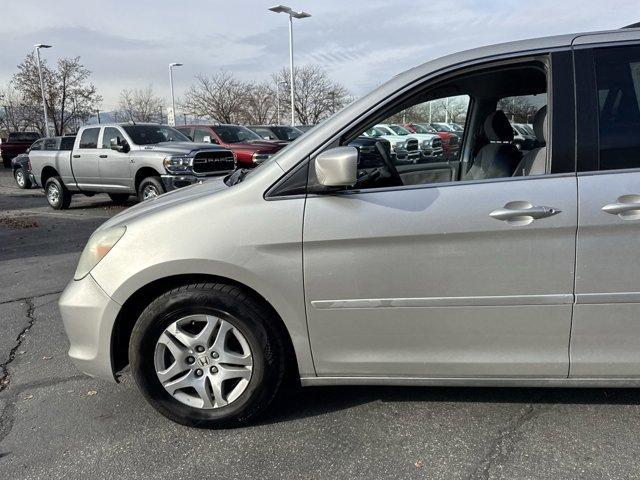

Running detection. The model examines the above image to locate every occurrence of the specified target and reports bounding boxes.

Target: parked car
[511,123,537,151]
[404,122,460,157]
[377,123,443,160]
[11,153,33,189]
[295,125,315,133]
[362,126,421,163]
[1,131,41,168]
[29,123,235,209]
[177,124,286,168]
[60,27,640,429]
[10,136,72,188]
[247,125,304,142]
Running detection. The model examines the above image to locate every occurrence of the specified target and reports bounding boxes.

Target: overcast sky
[1,0,638,111]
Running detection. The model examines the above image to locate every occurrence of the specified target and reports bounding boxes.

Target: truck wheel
[137,177,165,202]
[108,193,130,204]
[129,283,286,428]
[14,168,32,189]
[45,176,71,210]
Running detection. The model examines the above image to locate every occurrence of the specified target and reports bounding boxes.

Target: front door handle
[490,201,560,226]
[99,154,108,158]
[72,154,81,158]
[602,195,640,219]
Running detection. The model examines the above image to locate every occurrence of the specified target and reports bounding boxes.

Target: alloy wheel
[153,314,253,409]
[47,183,60,205]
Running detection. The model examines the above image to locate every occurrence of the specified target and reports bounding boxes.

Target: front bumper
[59,274,121,382]
[160,173,234,191]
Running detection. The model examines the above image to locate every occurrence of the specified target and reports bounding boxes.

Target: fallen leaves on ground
[0,215,38,229]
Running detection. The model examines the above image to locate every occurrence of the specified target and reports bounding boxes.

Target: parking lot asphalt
[1,169,640,479]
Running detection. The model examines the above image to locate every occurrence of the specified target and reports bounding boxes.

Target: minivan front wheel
[129,283,285,428]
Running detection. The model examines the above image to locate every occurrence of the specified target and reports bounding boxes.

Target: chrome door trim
[311,294,572,310]
[576,292,640,304]
[301,376,640,387]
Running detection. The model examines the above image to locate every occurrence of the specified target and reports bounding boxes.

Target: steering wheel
[375,141,403,187]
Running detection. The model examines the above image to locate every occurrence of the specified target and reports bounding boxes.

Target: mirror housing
[110,138,129,153]
[314,146,358,187]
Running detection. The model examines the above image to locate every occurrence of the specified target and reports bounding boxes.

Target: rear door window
[79,128,100,149]
[595,45,640,170]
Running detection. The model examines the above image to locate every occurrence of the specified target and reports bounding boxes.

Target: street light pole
[34,44,52,137]
[268,5,311,126]
[168,63,183,126]
[287,14,295,126]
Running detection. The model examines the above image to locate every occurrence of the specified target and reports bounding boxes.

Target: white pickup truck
[29,123,236,209]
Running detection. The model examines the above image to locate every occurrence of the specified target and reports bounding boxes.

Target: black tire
[129,283,286,428]
[44,176,71,210]
[108,193,129,204]
[137,176,165,202]
[14,168,32,189]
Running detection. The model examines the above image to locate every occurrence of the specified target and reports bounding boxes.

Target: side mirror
[314,146,358,187]
[110,138,129,153]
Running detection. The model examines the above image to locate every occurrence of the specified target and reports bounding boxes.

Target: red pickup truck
[177,124,286,168]
[1,132,41,167]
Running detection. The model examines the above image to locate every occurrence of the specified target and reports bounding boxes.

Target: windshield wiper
[225,168,251,186]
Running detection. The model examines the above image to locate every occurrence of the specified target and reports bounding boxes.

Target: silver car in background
[60,26,640,427]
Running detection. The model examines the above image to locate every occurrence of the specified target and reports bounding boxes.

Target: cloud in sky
[0,0,637,110]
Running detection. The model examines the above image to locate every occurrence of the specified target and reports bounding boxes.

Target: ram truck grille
[405,139,419,152]
[193,151,236,175]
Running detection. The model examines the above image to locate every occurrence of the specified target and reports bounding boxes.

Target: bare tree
[0,83,44,134]
[273,65,350,125]
[497,96,538,123]
[114,85,164,123]
[239,81,277,125]
[181,71,247,124]
[13,53,101,135]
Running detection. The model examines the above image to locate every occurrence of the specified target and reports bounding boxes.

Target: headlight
[163,155,193,173]
[392,141,406,151]
[252,152,271,164]
[74,226,126,280]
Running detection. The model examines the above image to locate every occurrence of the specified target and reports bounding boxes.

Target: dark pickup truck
[1,132,41,167]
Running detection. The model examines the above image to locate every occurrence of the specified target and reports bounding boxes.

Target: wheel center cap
[196,356,210,367]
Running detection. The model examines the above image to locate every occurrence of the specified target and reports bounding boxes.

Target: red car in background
[1,131,41,168]
[177,124,286,168]
[403,123,459,158]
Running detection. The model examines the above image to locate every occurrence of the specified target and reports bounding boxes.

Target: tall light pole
[168,62,183,126]
[268,5,310,126]
[34,44,52,136]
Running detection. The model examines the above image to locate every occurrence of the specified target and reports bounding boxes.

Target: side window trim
[573,47,599,173]
[549,49,576,174]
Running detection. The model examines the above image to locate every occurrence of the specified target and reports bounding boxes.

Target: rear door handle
[490,201,560,226]
[99,154,108,158]
[602,195,640,219]
[72,154,81,158]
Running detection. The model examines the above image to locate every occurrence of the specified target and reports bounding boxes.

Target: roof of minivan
[273,27,640,172]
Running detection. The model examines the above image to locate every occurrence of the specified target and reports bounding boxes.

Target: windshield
[432,123,454,132]
[8,132,40,142]
[122,125,190,145]
[271,126,303,141]
[212,125,262,143]
[412,124,436,134]
[387,125,411,135]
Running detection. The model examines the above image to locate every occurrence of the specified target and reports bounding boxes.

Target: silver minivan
[60,27,640,427]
